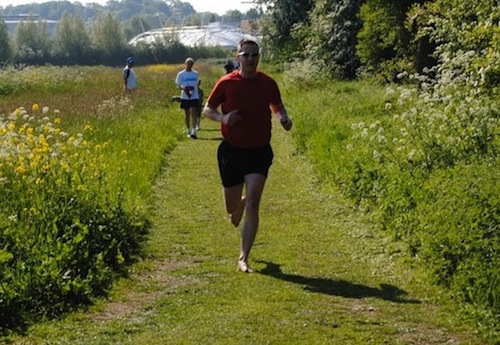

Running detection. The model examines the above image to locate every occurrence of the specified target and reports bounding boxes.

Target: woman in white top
[175,57,200,138]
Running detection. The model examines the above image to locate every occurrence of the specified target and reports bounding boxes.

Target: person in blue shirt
[123,57,137,93]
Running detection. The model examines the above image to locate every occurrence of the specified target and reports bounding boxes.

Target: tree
[123,15,153,41]
[0,19,12,65]
[293,0,363,79]
[53,12,92,65]
[221,10,244,23]
[244,8,261,20]
[256,0,313,61]
[421,0,499,91]
[13,18,52,65]
[91,12,126,65]
[183,13,203,26]
[356,0,429,79]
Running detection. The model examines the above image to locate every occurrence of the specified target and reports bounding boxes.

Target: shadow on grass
[197,128,220,132]
[257,261,420,304]
[195,136,224,141]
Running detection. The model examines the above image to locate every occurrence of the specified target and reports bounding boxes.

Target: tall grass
[0,64,194,331]
[283,66,499,339]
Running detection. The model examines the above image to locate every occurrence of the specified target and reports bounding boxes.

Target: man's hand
[280,116,293,131]
[183,86,194,98]
[223,109,241,126]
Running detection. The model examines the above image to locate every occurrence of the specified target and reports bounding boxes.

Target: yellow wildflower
[32,104,39,112]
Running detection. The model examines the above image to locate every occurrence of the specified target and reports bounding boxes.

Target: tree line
[2,0,496,87]
[0,0,260,66]
[258,0,497,84]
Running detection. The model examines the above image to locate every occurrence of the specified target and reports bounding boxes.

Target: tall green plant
[13,18,52,65]
[91,12,126,65]
[356,0,428,79]
[53,12,92,65]
[0,19,12,65]
[256,0,313,61]
[292,0,362,79]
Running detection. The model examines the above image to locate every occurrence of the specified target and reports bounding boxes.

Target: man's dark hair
[238,39,259,52]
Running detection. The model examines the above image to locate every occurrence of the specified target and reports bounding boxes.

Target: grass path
[12,119,483,344]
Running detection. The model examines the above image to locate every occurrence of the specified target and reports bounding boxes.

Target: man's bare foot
[230,196,246,227]
[237,260,253,273]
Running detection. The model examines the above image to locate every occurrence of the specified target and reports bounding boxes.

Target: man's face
[186,61,194,70]
[237,43,260,72]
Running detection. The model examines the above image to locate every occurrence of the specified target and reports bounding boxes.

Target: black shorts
[180,99,199,110]
[217,141,274,187]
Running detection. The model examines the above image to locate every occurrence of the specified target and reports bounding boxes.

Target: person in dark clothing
[224,59,235,74]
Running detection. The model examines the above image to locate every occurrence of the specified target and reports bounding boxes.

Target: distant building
[128,22,259,50]
[2,14,58,37]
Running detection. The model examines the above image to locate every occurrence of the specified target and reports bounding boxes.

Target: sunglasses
[238,52,260,58]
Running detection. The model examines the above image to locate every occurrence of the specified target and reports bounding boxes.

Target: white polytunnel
[128,22,259,50]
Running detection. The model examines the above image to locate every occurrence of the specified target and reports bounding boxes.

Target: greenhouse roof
[128,22,258,50]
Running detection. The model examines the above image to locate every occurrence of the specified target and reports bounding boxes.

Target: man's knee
[243,196,260,213]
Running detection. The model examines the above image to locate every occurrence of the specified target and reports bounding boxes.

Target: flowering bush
[288,1,499,337]
[344,1,499,335]
[0,105,149,328]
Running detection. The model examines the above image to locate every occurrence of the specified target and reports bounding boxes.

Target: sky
[3,0,256,15]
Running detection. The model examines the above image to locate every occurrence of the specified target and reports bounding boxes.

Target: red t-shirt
[206,71,283,148]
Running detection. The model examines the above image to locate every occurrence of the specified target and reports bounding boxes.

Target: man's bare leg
[184,110,190,135]
[190,107,198,137]
[223,183,244,226]
[231,196,246,227]
[238,173,266,273]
